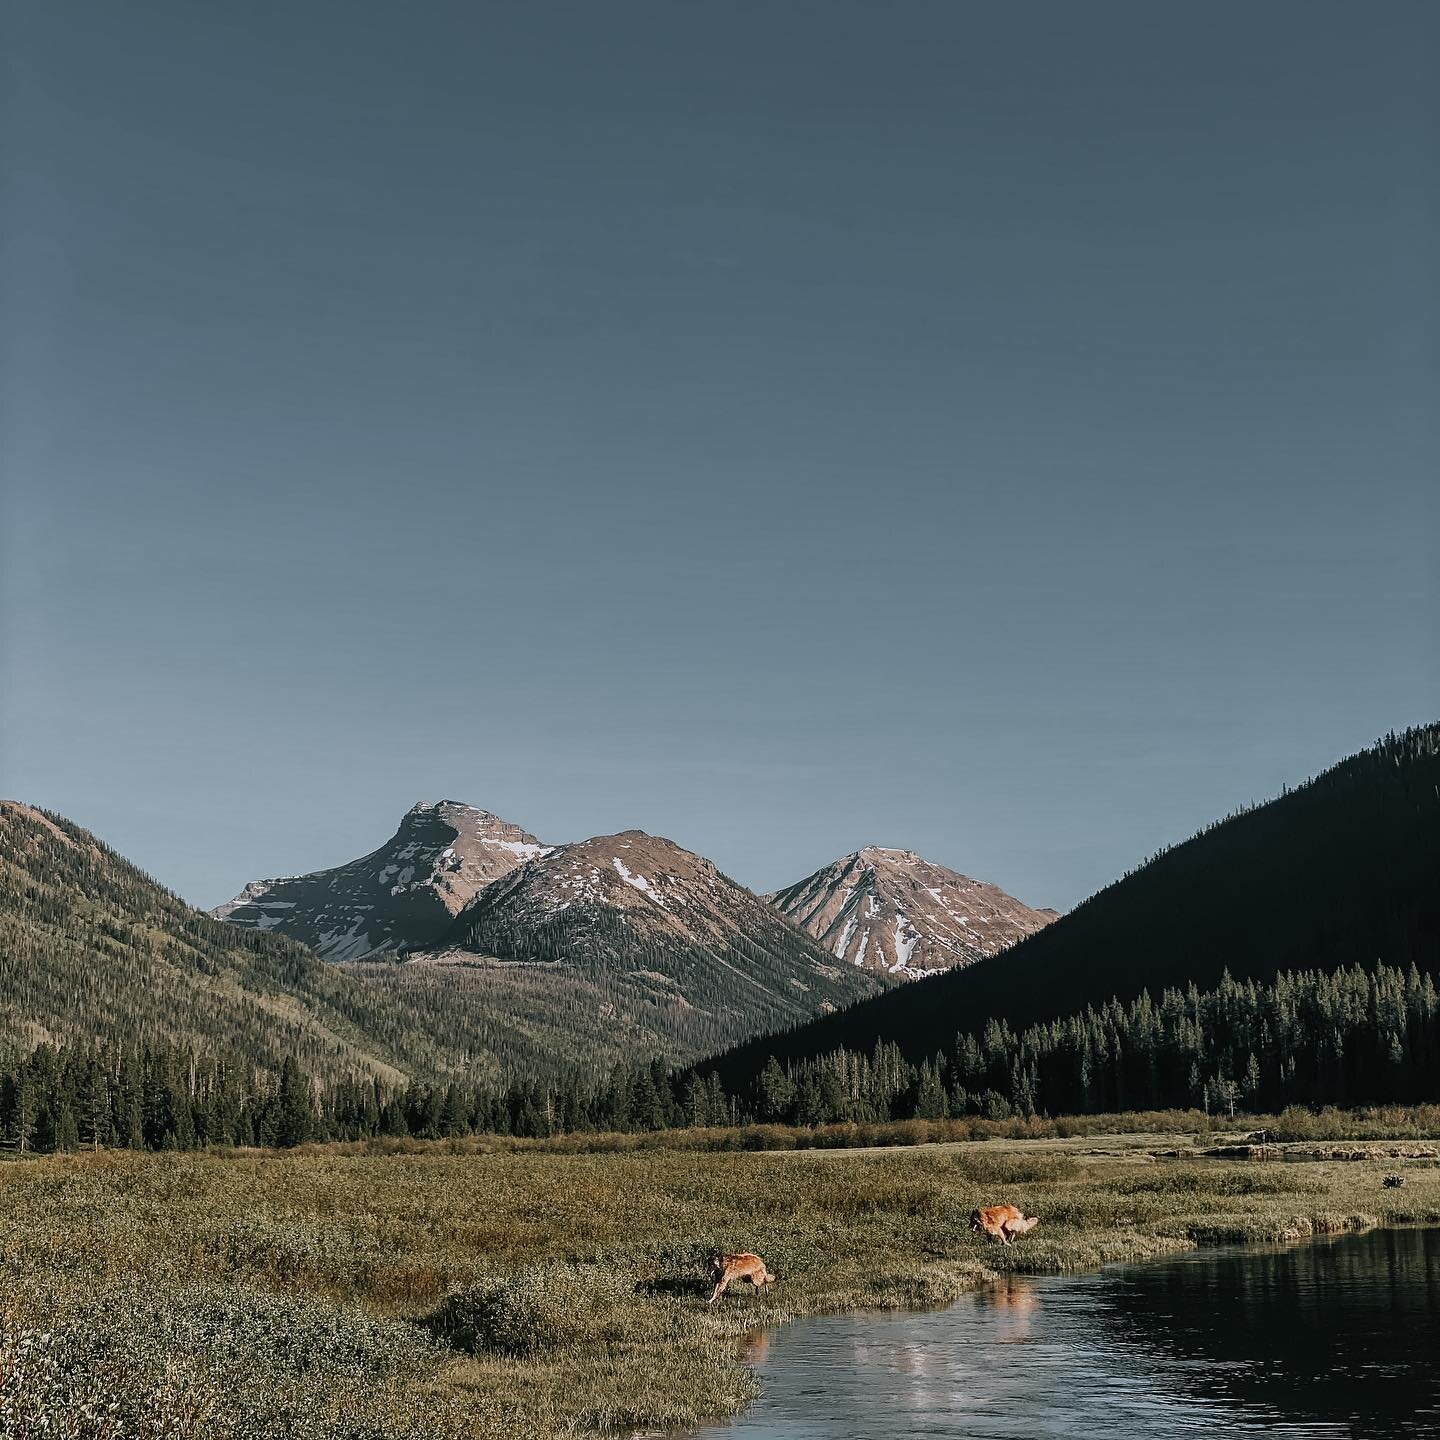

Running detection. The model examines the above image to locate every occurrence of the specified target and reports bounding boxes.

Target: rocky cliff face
[769,847,1056,978]
[213,801,547,959]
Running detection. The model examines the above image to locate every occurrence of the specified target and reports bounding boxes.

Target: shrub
[425,1278,559,1356]
[1119,1167,1314,1199]
[423,1266,638,1356]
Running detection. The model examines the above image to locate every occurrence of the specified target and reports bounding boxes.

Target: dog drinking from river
[707,1252,777,1302]
[969,1205,1040,1245]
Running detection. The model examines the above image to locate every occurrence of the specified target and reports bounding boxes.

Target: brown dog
[969,1205,1040,1245]
[708,1252,777,1303]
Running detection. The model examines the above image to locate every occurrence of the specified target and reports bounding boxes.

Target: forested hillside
[8,960,1435,1152]
[719,962,1440,1125]
[0,803,446,1083]
[705,725,1440,1085]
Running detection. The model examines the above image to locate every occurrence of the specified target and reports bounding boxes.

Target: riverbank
[2,1129,1438,1438]
[682,1226,1440,1439]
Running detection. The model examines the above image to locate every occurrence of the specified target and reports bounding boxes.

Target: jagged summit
[213,801,548,959]
[769,847,1056,978]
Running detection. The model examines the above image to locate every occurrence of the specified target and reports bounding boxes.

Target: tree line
[0,1041,734,1153]
[729,961,1440,1126]
[3,961,1436,1153]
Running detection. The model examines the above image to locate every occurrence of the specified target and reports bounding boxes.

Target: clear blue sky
[2,1,1436,913]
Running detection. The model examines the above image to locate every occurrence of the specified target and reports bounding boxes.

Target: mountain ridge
[0,800,438,1082]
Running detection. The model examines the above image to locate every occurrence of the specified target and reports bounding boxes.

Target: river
[687,1226,1440,1438]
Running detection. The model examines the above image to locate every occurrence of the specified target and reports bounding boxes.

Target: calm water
[688,1228,1440,1439]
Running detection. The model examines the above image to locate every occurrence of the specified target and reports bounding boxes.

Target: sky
[2,1,1436,914]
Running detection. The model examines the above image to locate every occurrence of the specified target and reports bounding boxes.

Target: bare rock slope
[214,802,547,959]
[769,847,1056,978]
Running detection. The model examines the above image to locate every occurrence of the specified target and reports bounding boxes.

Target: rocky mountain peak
[213,802,547,959]
[769,847,1056,978]
[442,828,879,1046]
[457,830,725,933]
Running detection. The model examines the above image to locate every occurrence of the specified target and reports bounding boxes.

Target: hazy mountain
[442,830,882,1056]
[703,724,1440,1083]
[214,801,547,959]
[769,846,1056,977]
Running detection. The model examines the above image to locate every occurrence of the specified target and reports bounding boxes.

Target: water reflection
[1090,1227,1440,1434]
[688,1228,1440,1439]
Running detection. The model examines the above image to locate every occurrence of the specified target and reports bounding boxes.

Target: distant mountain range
[210,808,1056,1059]
[769,846,1056,976]
[216,809,1052,982]
[1,785,1053,1083]
[12,723,1432,1100]
[702,724,1440,1088]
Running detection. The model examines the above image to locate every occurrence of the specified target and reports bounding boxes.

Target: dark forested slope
[704,725,1440,1084]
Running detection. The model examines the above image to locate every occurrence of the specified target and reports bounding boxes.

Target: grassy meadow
[2,1116,1439,1439]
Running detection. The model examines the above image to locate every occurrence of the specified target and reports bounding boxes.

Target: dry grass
[0,1122,1437,1437]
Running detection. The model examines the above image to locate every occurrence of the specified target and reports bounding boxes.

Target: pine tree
[755,1057,794,1123]
[273,1057,315,1147]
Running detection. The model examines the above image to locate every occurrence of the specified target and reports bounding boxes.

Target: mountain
[0,801,445,1082]
[768,847,1056,977]
[214,801,547,959]
[0,802,761,1085]
[703,724,1440,1084]
[440,830,883,1057]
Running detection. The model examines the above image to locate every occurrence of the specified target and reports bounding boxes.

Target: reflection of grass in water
[1086,1227,1440,1431]
[1,1135,1437,1438]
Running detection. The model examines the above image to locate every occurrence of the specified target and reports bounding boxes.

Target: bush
[424,1266,638,1356]
[425,1279,559,1356]
[20,1282,448,1440]
[64,1283,438,1385]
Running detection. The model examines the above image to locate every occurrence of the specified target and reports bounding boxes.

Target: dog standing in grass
[708,1252,777,1302]
[969,1205,1040,1246]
